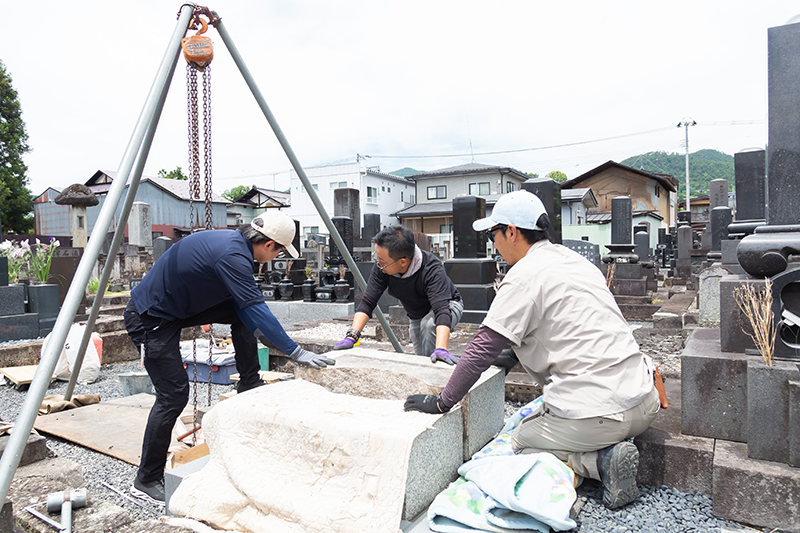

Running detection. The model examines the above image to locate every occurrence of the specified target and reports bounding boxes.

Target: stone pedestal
[445,258,497,325]
[719,275,761,353]
[698,265,732,328]
[747,358,800,464]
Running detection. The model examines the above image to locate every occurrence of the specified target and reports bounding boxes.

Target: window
[367,186,378,204]
[655,185,661,197]
[469,182,490,195]
[381,186,385,192]
[301,184,318,192]
[410,194,416,203]
[440,224,453,233]
[330,181,347,189]
[304,226,319,235]
[400,192,403,202]
[427,185,447,200]
[387,187,391,193]
[507,182,516,193]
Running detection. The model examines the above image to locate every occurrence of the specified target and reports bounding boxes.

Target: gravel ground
[0,328,757,532]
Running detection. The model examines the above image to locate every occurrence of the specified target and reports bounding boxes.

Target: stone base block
[0,313,39,342]
[747,358,800,463]
[265,300,355,326]
[0,285,24,315]
[461,310,487,324]
[444,258,498,285]
[609,278,647,296]
[456,284,495,312]
[616,303,661,321]
[792,381,800,467]
[713,440,800,533]
[680,328,748,442]
[635,377,714,495]
[0,433,48,467]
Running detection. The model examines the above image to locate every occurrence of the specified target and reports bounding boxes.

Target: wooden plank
[33,393,193,466]
[230,370,292,384]
[0,365,54,386]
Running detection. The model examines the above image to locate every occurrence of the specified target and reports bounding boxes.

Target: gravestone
[292,220,301,259]
[676,225,693,279]
[153,236,173,263]
[611,196,633,244]
[452,196,486,259]
[562,239,601,268]
[0,257,7,287]
[711,207,733,253]
[328,216,354,266]
[699,265,732,327]
[678,211,692,226]
[710,179,729,210]
[362,213,381,242]
[128,202,152,247]
[634,231,650,262]
[50,247,85,307]
[521,178,562,244]
[734,149,766,221]
[334,189,361,241]
[767,21,800,226]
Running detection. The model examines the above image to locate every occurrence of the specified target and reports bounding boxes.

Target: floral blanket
[427,397,577,533]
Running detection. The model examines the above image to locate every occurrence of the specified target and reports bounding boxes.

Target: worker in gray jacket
[334,225,463,364]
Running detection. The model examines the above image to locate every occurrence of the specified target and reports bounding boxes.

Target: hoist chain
[186,64,201,230]
[191,337,198,447]
[202,65,213,230]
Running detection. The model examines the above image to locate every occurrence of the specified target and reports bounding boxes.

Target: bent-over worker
[124,210,334,505]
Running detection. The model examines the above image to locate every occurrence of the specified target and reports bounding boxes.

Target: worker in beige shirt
[404,190,660,509]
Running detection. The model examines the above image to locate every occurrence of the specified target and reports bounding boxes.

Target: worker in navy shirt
[123,210,334,505]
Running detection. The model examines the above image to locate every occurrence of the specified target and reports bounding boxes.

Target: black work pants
[123,299,260,483]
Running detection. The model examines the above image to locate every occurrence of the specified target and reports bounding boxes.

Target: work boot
[131,477,165,506]
[237,379,265,394]
[596,441,640,509]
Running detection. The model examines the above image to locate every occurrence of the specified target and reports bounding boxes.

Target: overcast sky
[3,1,799,197]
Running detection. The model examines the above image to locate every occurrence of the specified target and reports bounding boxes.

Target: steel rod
[214,19,404,353]
[0,4,195,506]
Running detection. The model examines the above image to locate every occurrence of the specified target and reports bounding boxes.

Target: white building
[284,161,415,239]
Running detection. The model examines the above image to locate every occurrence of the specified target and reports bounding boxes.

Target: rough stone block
[698,265,731,328]
[747,358,800,463]
[719,275,760,353]
[444,258,497,285]
[0,313,39,342]
[713,440,800,533]
[99,330,138,364]
[680,328,748,442]
[0,433,48,467]
[0,285,24,316]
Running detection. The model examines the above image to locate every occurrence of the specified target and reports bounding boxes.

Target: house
[34,170,229,243]
[560,161,678,251]
[226,187,290,228]
[393,163,529,258]
[560,187,598,225]
[282,161,415,240]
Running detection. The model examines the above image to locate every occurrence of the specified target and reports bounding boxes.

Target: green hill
[388,167,422,178]
[620,149,734,200]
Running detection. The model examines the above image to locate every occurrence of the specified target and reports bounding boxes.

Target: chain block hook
[181,15,213,70]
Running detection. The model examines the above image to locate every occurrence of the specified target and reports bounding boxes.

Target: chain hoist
[181,7,218,446]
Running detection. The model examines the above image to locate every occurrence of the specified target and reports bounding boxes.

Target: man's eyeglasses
[372,252,401,271]
[487,224,508,243]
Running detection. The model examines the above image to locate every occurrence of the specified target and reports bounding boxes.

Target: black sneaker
[131,477,165,506]
[596,441,640,509]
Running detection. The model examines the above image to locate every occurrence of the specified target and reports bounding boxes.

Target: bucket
[118,372,153,396]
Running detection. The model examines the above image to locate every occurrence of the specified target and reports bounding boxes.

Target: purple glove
[334,328,360,350]
[431,348,459,365]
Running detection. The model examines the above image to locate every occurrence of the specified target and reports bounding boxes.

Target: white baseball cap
[473,190,547,232]
[251,211,299,258]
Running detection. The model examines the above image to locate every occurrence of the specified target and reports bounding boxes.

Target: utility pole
[677,117,697,215]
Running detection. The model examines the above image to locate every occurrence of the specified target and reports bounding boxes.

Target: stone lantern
[54,184,99,248]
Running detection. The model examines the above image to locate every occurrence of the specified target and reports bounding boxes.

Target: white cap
[251,211,299,258]
[473,190,547,232]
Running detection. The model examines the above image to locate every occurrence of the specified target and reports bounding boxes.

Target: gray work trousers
[511,386,660,480]
[408,299,464,357]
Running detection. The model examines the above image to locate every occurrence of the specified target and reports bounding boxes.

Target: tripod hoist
[0,3,405,507]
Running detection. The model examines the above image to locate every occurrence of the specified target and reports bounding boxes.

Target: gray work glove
[290,346,336,369]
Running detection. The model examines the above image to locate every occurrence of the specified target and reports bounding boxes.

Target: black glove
[404,394,450,413]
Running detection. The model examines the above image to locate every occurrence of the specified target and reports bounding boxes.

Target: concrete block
[264,301,355,327]
[612,262,642,279]
[0,313,39,342]
[680,328,748,442]
[456,284,495,312]
[713,440,800,533]
[719,275,760,353]
[99,330,138,364]
[791,381,800,467]
[635,377,714,495]
[609,278,647,296]
[0,285,24,316]
[166,455,210,515]
[747,358,800,463]
[0,433,48,467]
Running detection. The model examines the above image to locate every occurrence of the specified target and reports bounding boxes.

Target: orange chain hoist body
[181,16,213,69]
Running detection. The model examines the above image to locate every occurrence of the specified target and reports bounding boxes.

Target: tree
[526,172,539,179]
[157,167,188,180]
[546,170,568,183]
[0,60,34,233]
[222,185,251,202]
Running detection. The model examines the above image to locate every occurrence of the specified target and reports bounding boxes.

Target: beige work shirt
[484,240,654,419]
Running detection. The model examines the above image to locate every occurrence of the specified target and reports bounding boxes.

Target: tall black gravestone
[334,188,361,241]
[362,213,381,242]
[328,216,354,266]
[521,178,562,244]
[452,196,486,259]
[611,196,633,244]
[734,149,766,222]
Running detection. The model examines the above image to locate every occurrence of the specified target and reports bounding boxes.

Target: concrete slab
[713,440,800,533]
[680,328,748,442]
[265,300,354,326]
